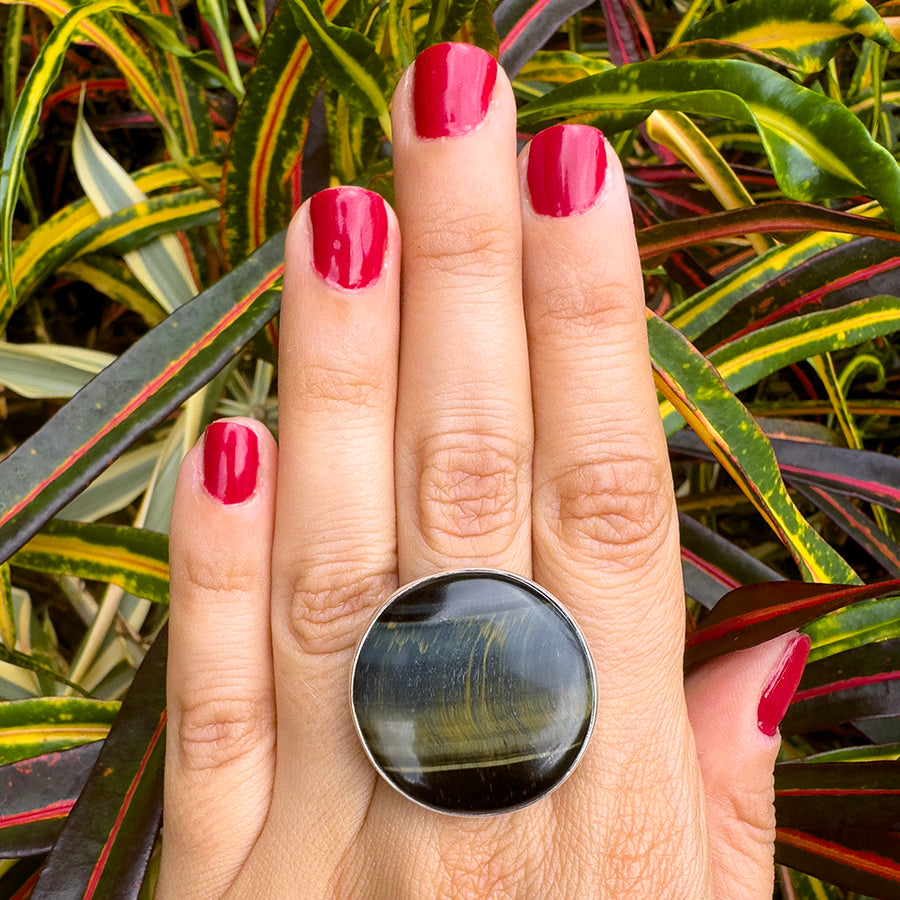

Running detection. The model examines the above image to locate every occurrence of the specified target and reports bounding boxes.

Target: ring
[350,569,597,816]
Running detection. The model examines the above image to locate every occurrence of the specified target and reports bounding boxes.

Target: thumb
[685,631,811,900]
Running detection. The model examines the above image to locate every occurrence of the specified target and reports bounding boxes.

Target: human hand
[157,42,809,899]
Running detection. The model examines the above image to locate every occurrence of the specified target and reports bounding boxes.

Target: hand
[157,42,808,899]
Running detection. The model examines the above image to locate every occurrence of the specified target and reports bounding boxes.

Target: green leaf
[222,2,328,263]
[0,741,102,857]
[30,628,167,899]
[0,231,285,563]
[0,0,140,314]
[72,111,199,312]
[650,311,857,583]
[660,296,900,432]
[11,520,169,605]
[287,0,390,134]
[682,0,900,74]
[518,59,900,227]
[0,343,114,400]
[0,697,119,765]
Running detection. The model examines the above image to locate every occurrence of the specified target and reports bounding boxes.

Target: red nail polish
[757,634,811,737]
[203,422,259,505]
[413,43,497,138]
[527,124,608,217]
[309,187,388,291]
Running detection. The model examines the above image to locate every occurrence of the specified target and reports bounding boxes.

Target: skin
[158,53,797,899]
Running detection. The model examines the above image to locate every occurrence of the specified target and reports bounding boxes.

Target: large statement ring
[350,569,597,816]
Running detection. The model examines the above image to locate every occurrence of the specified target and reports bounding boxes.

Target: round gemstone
[350,569,596,815]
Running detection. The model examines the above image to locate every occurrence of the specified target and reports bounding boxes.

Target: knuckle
[414,211,514,284]
[543,452,675,569]
[417,431,526,556]
[176,694,270,771]
[175,553,259,605]
[532,278,643,340]
[296,362,389,412]
[286,567,395,655]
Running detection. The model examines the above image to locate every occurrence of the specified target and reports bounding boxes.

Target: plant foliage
[1,0,899,895]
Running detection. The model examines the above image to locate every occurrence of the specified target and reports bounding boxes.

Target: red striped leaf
[685,579,900,670]
[0,231,284,563]
[776,827,900,899]
[776,760,900,830]
[679,511,783,609]
[0,742,102,856]
[671,431,900,513]
[495,0,596,78]
[30,628,167,899]
[782,637,900,735]
[795,484,900,577]
[638,201,900,264]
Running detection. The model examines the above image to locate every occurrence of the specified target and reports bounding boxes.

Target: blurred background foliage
[1,0,900,895]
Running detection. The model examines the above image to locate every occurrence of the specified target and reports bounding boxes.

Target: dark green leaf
[30,629,167,899]
[518,60,900,227]
[0,233,284,563]
[0,741,102,857]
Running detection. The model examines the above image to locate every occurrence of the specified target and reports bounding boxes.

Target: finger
[158,418,277,898]
[686,632,811,899]
[261,188,400,880]
[522,125,703,880]
[524,124,684,689]
[392,43,533,581]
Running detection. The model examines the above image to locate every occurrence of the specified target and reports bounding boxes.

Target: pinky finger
[157,418,277,898]
[685,631,811,900]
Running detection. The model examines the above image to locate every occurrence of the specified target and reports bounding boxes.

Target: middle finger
[392,43,533,581]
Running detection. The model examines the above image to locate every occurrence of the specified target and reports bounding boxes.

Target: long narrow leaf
[795,484,900,577]
[518,60,900,227]
[0,0,139,316]
[0,741,103,857]
[649,310,856,583]
[684,579,900,669]
[0,232,285,563]
[30,628,167,899]
[682,0,900,74]
[638,202,899,268]
[670,431,900,514]
[11,521,169,605]
[783,637,900,734]
[776,827,900,899]
[495,0,597,78]
[659,296,900,432]
[0,698,118,765]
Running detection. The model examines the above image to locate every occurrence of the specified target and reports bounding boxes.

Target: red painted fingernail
[413,42,497,138]
[309,187,388,291]
[757,634,811,737]
[203,422,259,505]
[527,124,608,217]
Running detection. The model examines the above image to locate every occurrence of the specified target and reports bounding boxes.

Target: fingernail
[757,634,811,737]
[203,421,259,505]
[527,124,608,217]
[309,187,388,291]
[413,42,497,138]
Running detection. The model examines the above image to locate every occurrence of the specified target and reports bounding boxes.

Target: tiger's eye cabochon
[351,570,597,815]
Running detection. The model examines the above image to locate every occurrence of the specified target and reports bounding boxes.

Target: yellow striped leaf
[0,697,119,765]
[518,59,900,228]
[0,0,140,315]
[683,0,900,74]
[72,110,199,312]
[11,521,169,605]
[649,309,857,583]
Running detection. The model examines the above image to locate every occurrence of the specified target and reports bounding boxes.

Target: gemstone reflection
[351,570,596,815]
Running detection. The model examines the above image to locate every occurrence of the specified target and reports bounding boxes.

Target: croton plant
[0,0,899,896]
